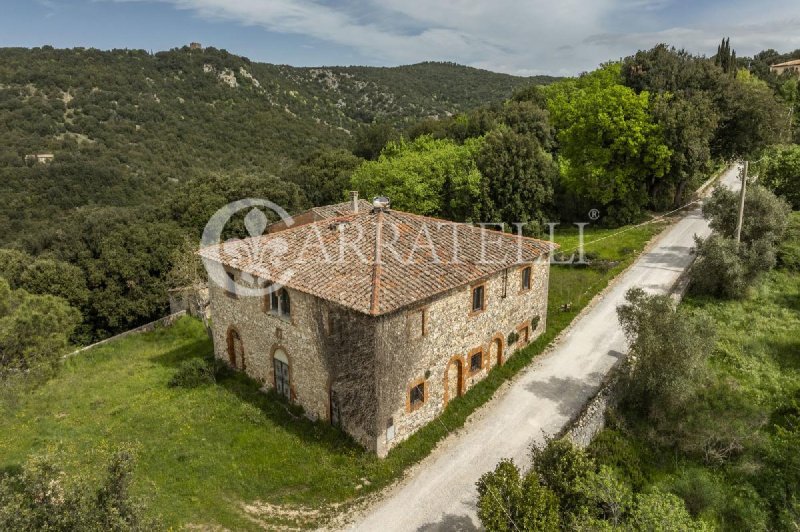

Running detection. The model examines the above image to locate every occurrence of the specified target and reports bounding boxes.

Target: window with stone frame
[521,266,532,291]
[409,382,425,410]
[266,286,291,318]
[470,351,483,373]
[471,284,485,313]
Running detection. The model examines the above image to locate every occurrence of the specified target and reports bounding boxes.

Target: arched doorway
[444,357,463,405]
[226,328,244,369]
[273,348,290,400]
[490,335,504,367]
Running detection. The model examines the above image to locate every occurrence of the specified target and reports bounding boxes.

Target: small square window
[471,285,485,313]
[409,382,425,410]
[521,266,532,291]
[470,352,483,372]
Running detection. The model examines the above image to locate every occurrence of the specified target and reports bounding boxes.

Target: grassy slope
[0,222,667,529]
[589,261,800,528]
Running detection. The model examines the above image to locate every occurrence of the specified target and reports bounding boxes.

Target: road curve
[347,165,741,532]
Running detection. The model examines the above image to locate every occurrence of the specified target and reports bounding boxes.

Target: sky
[2,0,800,76]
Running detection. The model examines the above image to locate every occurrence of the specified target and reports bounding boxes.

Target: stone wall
[373,258,551,456]
[208,256,552,457]
[208,283,332,421]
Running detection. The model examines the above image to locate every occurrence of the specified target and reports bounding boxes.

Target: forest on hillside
[0,40,798,351]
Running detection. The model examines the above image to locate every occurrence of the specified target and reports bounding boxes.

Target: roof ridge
[369,210,384,315]
[387,209,557,249]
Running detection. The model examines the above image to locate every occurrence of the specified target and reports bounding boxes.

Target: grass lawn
[0,221,668,529]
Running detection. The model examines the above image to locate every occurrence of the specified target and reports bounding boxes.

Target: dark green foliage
[0,278,80,377]
[650,92,719,209]
[530,438,594,519]
[351,122,398,160]
[715,37,737,75]
[617,288,715,416]
[692,185,791,298]
[758,144,800,209]
[475,458,560,531]
[690,234,751,298]
[168,357,216,388]
[0,449,158,531]
[287,149,363,207]
[475,125,556,230]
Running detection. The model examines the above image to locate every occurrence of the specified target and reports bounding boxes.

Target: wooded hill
[0,46,553,244]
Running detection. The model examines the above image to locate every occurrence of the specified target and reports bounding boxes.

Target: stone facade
[208,256,551,456]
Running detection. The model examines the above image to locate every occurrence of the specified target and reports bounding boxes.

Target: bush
[617,288,716,417]
[168,357,218,388]
[690,234,777,298]
[0,448,158,531]
[629,489,707,531]
[758,144,800,209]
[530,438,595,519]
[475,459,560,531]
[702,184,790,246]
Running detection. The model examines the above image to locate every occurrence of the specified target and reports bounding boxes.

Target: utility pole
[735,160,748,245]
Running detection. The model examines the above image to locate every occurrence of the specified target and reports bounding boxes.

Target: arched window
[267,287,291,318]
[226,328,244,369]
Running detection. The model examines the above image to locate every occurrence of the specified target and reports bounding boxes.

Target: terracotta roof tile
[200,207,556,316]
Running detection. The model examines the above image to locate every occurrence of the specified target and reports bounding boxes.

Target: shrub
[579,465,632,526]
[617,287,715,416]
[168,357,216,388]
[629,489,707,531]
[0,448,158,531]
[475,459,560,532]
[758,144,800,209]
[702,184,791,246]
[530,438,595,519]
[690,234,777,298]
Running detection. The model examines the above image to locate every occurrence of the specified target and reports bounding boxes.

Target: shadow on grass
[151,342,367,459]
[766,338,800,371]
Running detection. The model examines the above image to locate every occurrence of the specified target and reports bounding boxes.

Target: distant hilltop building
[24,153,54,164]
[770,59,800,76]
[189,42,203,50]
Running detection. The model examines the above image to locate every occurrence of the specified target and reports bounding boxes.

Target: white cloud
[112,0,800,74]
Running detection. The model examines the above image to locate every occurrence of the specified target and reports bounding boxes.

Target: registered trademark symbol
[588,208,600,221]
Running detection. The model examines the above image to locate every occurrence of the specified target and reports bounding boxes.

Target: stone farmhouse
[770,58,800,76]
[199,194,556,456]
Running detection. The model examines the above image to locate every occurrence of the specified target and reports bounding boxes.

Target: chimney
[350,191,359,213]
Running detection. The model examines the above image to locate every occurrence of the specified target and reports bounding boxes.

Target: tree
[475,126,556,231]
[530,438,595,519]
[758,144,800,209]
[475,459,560,531]
[702,185,791,246]
[18,257,90,311]
[617,287,716,416]
[0,448,158,530]
[712,74,789,158]
[286,148,363,208]
[350,135,483,219]
[545,64,672,224]
[579,466,633,526]
[0,278,80,378]
[715,37,737,75]
[690,234,777,299]
[352,122,398,160]
[650,92,719,209]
